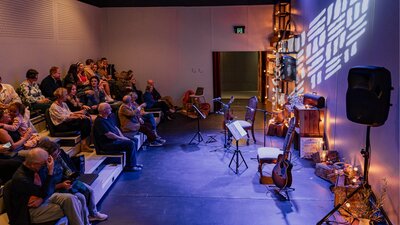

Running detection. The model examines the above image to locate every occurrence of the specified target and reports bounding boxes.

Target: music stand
[188,104,206,145]
[227,121,249,174]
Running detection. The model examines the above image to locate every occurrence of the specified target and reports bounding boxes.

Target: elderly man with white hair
[93,102,142,171]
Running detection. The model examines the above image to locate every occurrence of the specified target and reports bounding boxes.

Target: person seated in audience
[83,76,107,114]
[19,69,52,113]
[127,70,143,104]
[83,58,95,78]
[114,71,132,101]
[98,57,116,80]
[38,139,108,222]
[8,147,88,225]
[130,92,164,140]
[0,102,40,148]
[76,62,90,89]
[0,109,32,184]
[65,84,91,112]
[143,85,174,120]
[93,103,142,171]
[118,95,164,147]
[49,88,93,152]
[0,76,22,110]
[147,79,176,110]
[64,64,78,88]
[40,66,63,101]
[97,58,109,79]
[85,59,113,101]
[0,102,28,135]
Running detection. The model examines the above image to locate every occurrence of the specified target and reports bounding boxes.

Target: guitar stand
[228,140,248,174]
[266,185,295,201]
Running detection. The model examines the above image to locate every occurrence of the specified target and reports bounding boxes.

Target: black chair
[44,109,80,137]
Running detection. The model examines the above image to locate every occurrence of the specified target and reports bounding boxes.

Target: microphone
[212,97,221,101]
[246,106,256,111]
[227,96,235,105]
[246,106,271,113]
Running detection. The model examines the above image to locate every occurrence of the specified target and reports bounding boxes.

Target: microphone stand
[246,107,273,147]
[213,99,232,149]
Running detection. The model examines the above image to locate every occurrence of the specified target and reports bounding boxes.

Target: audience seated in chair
[6,148,87,225]
[93,103,142,172]
[38,139,108,223]
[147,79,176,110]
[143,85,174,121]
[84,58,113,101]
[0,109,32,184]
[0,76,22,110]
[118,94,165,147]
[49,88,93,152]
[40,66,63,101]
[0,102,40,148]
[65,84,91,112]
[83,76,107,114]
[130,92,161,135]
[19,69,52,114]
[127,70,143,104]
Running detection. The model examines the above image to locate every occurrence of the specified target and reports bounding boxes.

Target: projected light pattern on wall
[295,0,369,93]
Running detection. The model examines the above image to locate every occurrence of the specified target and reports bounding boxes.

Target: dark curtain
[212,52,221,112]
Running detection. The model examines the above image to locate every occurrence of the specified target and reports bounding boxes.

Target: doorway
[212,51,266,111]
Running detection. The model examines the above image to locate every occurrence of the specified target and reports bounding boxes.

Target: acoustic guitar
[272,117,296,189]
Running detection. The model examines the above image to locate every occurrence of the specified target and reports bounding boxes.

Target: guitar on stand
[213,96,235,149]
[271,117,296,198]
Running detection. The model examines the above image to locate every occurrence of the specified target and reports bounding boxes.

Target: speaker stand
[317,126,392,225]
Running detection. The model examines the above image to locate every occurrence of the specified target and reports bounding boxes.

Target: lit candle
[345,203,351,208]
[321,151,327,162]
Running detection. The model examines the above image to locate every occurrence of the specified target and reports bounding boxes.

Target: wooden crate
[294,104,324,137]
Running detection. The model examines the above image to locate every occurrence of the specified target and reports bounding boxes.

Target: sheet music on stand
[226,121,246,141]
[192,104,206,119]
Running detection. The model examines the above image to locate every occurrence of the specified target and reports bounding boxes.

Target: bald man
[93,103,142,171]
[146,79,175,110]
[8,148,86,225]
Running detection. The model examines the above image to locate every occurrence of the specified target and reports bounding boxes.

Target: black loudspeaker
[346,66,392,127]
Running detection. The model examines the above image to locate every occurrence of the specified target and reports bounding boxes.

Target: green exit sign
[233,26,245,34]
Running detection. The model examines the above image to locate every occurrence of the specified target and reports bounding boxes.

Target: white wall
[292,0,399,223]
[101,6,273,105]
[0,0,102,86]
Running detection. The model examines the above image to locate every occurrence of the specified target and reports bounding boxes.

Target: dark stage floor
[95,102,334,225]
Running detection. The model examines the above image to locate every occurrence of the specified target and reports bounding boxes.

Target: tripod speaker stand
[226,121,248,174]
[319,66,393,224]
[317,126,392,225]
[188,104,206,144]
